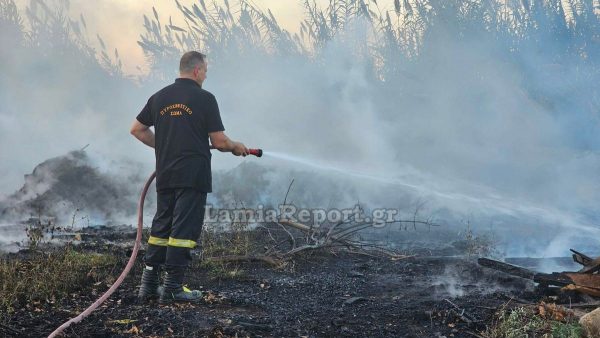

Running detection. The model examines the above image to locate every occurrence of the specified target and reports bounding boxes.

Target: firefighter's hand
[232,142,249,156]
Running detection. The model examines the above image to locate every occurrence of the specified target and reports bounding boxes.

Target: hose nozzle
[248,149,263,157]
[210,145,262,157]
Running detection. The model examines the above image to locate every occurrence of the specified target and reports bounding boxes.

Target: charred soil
[0,227,588,338]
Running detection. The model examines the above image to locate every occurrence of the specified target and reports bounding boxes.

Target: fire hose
[48,147,262,337]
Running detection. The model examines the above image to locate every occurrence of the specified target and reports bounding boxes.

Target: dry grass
[194,221,257,280]
[0,246,119,319]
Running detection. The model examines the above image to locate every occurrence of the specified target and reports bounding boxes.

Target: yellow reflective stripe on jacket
[148,236,168,246]
[168,237,196,248]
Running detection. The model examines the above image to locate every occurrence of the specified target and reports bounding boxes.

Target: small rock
[344,296,367,305]
[348,271,364,277]
[580,307,600,338]
[331,318,344,326]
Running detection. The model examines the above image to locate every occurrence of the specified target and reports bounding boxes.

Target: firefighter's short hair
[179,51,206,73]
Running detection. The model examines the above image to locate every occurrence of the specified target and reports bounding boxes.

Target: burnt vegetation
[1,0,600,337]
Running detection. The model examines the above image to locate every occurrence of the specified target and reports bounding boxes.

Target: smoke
[1,1,600,255]
[0,0,158,197]
[0,150,143,225]
[434,265,466,298]
[205,12,600,252]
[432,261,534,299]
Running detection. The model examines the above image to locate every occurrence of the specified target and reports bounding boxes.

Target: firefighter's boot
[159,267,203,304]
[137,265,163,302]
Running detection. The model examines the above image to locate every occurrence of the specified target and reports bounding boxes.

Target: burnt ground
[0,227,589,338]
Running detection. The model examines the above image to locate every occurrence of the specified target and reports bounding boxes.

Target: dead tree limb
[278,219,319,233]
[277,219,410,259]
[445,298,478,324]
[276,222,297,249]
[284,244,323,256]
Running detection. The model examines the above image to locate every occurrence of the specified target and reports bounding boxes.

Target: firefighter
[130,51,248,303]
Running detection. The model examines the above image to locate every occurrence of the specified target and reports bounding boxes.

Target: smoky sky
[1,0,600,255]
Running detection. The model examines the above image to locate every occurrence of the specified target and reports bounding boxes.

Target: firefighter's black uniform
[136,78,224,269]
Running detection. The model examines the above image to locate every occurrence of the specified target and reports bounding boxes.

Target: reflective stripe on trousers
[167,237,196,248]
[148,236,168,246]
[148,236,196,248]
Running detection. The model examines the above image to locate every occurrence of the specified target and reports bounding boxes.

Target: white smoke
[1,1,600,256]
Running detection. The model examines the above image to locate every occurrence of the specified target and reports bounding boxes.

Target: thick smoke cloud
[1,0,600,256]
[0,150,140,224]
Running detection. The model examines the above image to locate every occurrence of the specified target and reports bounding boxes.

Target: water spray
[48,146,262,337]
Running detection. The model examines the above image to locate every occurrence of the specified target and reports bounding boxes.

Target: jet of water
[263,151,600,235]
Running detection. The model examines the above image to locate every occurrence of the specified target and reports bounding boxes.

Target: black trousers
[144,188,207,268]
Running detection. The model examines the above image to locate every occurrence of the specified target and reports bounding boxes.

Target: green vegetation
[485,306,583,338]
[550,321,584,338]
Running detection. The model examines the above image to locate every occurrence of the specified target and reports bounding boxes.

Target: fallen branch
[284,244,323,256]
[481,258,600,297]
[278,219,410,259]
[275,222,297,249]
[570,249,600,273]
[278,219,320,234]
[445,298,478,324]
